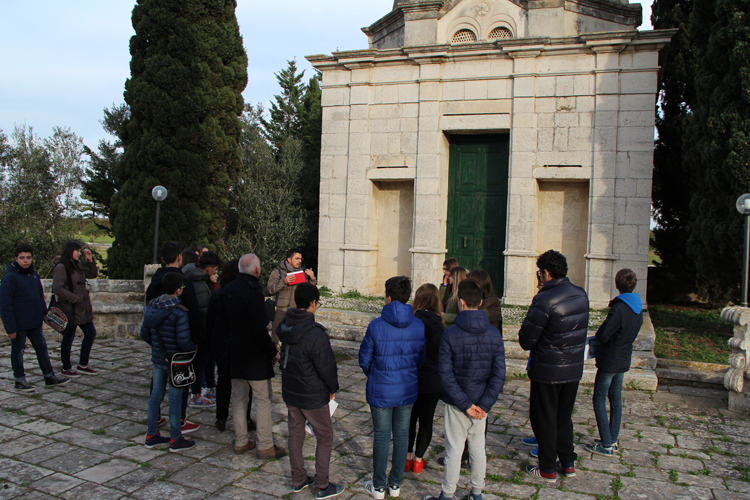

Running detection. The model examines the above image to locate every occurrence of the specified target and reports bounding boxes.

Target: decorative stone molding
[721,306,750,411]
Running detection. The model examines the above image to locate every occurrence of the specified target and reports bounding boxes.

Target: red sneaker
[157,416,167,426]
[405,459,413,472]
[181,420,200,434]
[76,365,99,375]
[412,457,426,473]
[61,368,81,379]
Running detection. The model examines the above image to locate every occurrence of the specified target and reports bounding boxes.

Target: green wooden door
[446,135,509,296]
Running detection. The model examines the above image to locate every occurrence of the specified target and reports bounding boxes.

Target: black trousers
[407,392,441,457]
[216,358,251,421]
[530,380,579,473]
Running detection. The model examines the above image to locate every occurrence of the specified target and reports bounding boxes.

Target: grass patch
[92,429,106,436]
[650,304,732,363]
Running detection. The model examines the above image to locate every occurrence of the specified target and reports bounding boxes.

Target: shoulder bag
[153,324,196,388]
[43,268,74,332]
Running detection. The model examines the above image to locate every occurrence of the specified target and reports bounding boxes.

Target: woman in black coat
[406,284,445,473]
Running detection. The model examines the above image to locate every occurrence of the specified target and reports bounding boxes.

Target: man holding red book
[268,248,317,343]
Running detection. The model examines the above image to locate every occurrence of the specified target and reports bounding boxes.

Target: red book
[287,271,306,285]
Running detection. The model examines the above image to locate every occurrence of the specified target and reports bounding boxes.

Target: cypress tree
[685,0,750,302]
[108,0,248,278]
[260,59,306,152]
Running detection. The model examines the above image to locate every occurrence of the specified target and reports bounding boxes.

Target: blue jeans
[592,370,624,448]
[371,404,412,489]
[60,321,96,370]
[147,363,183,440]
[11,325,53,381]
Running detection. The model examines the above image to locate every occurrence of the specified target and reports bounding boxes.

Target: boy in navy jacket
[586,269,643,456]
[140,272,196,453]
[425,279,506,500]
[0,243,69,392]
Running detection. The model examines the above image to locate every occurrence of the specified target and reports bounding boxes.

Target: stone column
[722,306,750,411]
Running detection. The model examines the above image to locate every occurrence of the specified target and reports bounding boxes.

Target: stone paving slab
[2,337,750,499]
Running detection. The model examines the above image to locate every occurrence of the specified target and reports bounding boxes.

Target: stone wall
[0,280,145,342]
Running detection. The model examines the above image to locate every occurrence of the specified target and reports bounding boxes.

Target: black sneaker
[316,482,345,499]
[44,375,71,387]
[144,433,171,449]
[169,436,196,453]
[437,456,470,469]
[292,475,314,493]
[14,380,34,393]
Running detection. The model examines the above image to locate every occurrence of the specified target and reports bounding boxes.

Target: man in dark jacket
[587,269,643,456]
[0,243,69,392]
[140,272,196,452]
[214,253,287,458]
[519,250,588,482]
[277,283,344,499]
[425,279,505,500]
[145,241,203,434]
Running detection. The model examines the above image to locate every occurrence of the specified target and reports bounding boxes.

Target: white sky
[0,0,654,151]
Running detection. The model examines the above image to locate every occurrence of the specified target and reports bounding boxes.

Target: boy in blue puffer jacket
[140,272,196,453]
[425,279,505,500]
[586,269,643,457]
[360,276,426,500]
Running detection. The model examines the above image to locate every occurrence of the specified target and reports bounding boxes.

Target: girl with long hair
[52,241,99,377]
[466,269,503,330]
[442,266,467,326]
[405,283,445,473]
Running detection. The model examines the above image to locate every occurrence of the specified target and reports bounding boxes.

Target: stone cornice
[307,29,676,69]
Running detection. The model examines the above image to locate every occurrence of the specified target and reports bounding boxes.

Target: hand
[284,274,292,285]
[83,249,93,261]
[305,269,315,280]
[467,405,486,420]
[273,352,280,365]
[443,275,450,286]
[329,393,335,401]
[8,332,16,340]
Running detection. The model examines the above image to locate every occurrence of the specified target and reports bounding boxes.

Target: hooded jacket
[52,258,98,325]
[359,301,426,408]
[519,277,589,384]
[140,294,195,366]
[595,293,644,373]
[277,308,339,410]
[146,266,203,344]
[439,310,506,412]
[414,309,445,395]
[0,262,47,333]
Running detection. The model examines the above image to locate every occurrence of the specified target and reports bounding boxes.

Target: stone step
[655,359,728,388]
[329,339,658,391]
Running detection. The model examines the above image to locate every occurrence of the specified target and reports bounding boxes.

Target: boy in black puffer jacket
[277,283,344,499]
[586,269,643,456]
[140,272,196,453]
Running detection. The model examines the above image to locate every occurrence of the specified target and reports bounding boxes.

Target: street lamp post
[736,194,750,307]
[152,186,168,264]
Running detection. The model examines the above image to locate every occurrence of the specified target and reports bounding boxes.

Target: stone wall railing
[721,306,750,411]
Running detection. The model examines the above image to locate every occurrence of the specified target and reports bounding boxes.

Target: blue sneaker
[144,433,170,449]
[529,447,538,459]
[292,476,314,493]
[169,436,196,453]
[522,436,538,446]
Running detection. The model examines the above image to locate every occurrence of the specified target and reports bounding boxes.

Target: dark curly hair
[537,250,567,279]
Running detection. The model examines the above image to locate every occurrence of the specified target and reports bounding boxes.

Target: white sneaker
[388,484,401,497]
[364,481,385,500]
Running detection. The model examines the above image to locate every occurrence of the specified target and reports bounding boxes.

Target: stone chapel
[307,0,675,308]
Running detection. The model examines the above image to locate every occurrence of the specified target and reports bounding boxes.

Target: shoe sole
[169,445,196,453]
[388,488,400,498]
[16,387,35,393]
[62,373,81,379]
[521,441,537,447]
[292,480,314,493]
[588,448,614,457]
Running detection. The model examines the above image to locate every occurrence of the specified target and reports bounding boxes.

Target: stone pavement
[1,337,749,500]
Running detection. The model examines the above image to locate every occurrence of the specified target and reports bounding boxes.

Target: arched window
[488,27,513,41]
[452,29,477,43]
